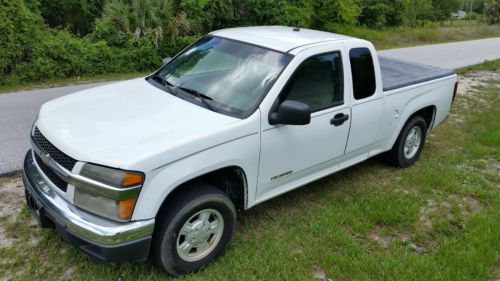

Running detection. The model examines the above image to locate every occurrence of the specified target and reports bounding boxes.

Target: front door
[257,51,350,200]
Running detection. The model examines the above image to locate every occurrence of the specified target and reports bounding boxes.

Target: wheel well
[157,166,247,216]
[409,105,435,131]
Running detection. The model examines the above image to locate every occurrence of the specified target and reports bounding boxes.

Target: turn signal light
[119,198,137,219]
[123,173,144,187]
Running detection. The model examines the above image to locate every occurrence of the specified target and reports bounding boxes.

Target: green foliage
[93,0,173,47]
[8,30,159,85]
[485,0,500,23]
[312,0,361,29]
[238,0,314,27]
[405,0,434,27]
[1,0,499,86]
[432,0,463,21]
[358,0,406,28]
[179,0,238,33]
[464,0,486,14]
[0,0,46,83]
[39,0,106,35]
[0,0,159,86]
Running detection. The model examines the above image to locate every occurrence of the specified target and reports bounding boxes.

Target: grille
[33,127,77,171]
[34,153,68,192]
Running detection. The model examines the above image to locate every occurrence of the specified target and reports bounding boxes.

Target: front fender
[131,125,260,221]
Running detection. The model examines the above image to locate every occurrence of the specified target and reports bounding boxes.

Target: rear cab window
[349,48,376,100]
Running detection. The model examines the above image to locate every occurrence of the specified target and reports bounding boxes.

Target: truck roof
[211,26,355,53]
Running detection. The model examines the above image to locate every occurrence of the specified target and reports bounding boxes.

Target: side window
[349,48,376,100]
[280,52,343,111]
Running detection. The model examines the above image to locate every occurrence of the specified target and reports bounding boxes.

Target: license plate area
[25,189,54,228]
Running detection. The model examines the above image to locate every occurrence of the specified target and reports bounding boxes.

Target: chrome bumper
[23,150,155,245]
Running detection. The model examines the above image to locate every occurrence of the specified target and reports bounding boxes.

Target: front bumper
[22,150,155,263]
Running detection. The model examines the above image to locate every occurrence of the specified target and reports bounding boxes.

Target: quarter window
[349,48,376,100]
[280,52,343,111]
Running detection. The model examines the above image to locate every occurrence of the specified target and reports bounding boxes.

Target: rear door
[257,44,351,200]
[343,42,384,154]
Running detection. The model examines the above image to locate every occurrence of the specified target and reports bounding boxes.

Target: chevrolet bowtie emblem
[40,152,50,166]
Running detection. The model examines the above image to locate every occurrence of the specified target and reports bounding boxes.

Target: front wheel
[387,116,427,168]
[152,184,236,276]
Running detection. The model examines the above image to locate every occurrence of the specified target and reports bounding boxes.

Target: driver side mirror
[269,100,311,125]
[162,57,172,66]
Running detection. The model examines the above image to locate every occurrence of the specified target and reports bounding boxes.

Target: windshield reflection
[156,36,292,118]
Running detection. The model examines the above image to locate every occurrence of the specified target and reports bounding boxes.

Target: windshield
[154,36,292,118]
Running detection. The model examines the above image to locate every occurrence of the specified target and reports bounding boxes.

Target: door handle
[330,113,349,126]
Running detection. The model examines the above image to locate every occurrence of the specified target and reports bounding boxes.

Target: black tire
[152,183,236,276]
[387,116,427,168]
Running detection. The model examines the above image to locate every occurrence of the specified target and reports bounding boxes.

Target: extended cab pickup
[22,26,458,275]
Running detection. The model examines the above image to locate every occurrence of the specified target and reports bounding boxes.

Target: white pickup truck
[23,26,458,275]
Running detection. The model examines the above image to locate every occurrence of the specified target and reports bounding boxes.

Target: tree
[312,0,361,30]
[0,0,46,78]
[38,0,106,36]
[485,0,500,23]
[405,0,433,27]
[358,0,406,28]
[176,0,239,33]
[93,0,181,47]
[236,0,314,27]
[463,0,486,14]
[432,0,463,21]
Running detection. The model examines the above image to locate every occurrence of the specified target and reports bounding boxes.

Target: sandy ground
[0,173,26,247]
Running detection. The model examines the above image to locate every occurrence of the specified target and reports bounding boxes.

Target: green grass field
[0,61,498,280]
[355,20,500,50]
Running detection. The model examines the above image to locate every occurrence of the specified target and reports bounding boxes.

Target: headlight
[80,164,144,187]
[73,163,144,222]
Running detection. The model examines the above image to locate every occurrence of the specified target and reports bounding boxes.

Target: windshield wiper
[150,74,165,85]
[150,75,218,113]
[163,77,174,87]
[177,86,218,113]
[150,74,174,88]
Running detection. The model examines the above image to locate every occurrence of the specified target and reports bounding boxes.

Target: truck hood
[36,78,243,170]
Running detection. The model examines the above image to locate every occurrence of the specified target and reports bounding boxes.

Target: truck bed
[379,56,455,92]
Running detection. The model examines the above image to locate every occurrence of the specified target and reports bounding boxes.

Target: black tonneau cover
[379,56,455,92]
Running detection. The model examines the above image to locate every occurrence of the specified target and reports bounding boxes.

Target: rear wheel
[387,116,427,168]
[152,183,236,276]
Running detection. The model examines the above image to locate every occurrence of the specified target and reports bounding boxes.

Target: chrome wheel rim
[176,209,224,262]
[403,126,422,159]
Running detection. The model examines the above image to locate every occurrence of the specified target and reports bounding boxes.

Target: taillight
[452,82,458,104]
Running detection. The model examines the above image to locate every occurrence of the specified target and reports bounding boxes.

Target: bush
[0,0,46,82]
[158,34,201,58]
[0,0,165,86]
[179,0,238,33]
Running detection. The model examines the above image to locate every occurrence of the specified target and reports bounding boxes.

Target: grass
[458,59,500,74]
[352,20,500,50]
[0,62,499,280]
[0,71,149,94]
